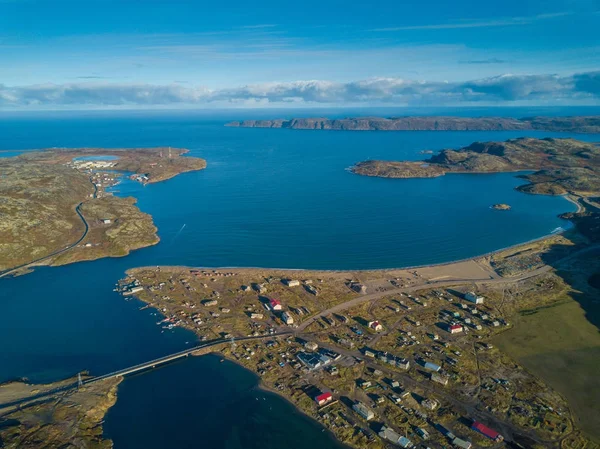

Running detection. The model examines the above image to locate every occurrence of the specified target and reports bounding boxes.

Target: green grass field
[493,296,600,442]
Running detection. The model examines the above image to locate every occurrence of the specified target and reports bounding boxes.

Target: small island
[491,204,511,210]
[0,148,206,276]
[226,115,600,133]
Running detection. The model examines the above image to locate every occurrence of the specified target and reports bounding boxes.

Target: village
[119,259,581,449]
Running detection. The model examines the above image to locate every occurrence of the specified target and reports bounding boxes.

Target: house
[435,424,455,439]
[305,284,319,296]
[423,362,441,372]
[304,341,318,351]
[398,437,413,448]
[471,421,503,442]
[352,402,375,421]
[452,437,472,449]
[297,352,323,370]
[396,358,410,370]
[368,321,383,331]
[281,311,294,325]
[359,380,372,389]
[315,392,333,406]
[421,398,438,410]
[389,394,402,404]
[254,283,267,294]
[431,372,449,386]
[379,426,401,444]
[364,349,376,358]
[391,380,400,388]
[464,292,484,304]
[202,299,218,307]
[379,427,413,447]
[284,279,300,287]
[448,324,463,334]
[269,298,282,311]
[250,313,263,319]
[416,427,430,440]
[101,218,112,224]
[351,282,367,294]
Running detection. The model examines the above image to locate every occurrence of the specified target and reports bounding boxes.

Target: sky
[0,0,599,109]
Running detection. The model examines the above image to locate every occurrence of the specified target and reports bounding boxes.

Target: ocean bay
[1,112,598,448]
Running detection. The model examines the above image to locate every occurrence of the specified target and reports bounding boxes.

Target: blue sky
[0,0,599,108]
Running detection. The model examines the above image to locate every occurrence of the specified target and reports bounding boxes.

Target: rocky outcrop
[352,138,600,197]
[226,116,600,133]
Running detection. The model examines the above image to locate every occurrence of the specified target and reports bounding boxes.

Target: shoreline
[125,222,574,275]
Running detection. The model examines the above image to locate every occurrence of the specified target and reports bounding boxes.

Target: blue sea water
[0,109,598,448]
[73,155,119,161]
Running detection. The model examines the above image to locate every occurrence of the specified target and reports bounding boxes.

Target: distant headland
[226,115,600,133]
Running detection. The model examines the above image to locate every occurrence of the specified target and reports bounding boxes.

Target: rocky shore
[352,137,600,196]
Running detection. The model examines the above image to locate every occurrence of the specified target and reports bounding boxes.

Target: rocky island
[0,148,206,276]
[492,204,512,210]
[352,137,600,196]
[226,115,600,133]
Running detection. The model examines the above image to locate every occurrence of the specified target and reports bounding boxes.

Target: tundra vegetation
[0,148,206,273]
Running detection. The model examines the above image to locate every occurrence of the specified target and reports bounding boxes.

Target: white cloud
[371,12,572,32]
[0,71,598,109]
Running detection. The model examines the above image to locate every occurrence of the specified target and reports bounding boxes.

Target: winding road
[0,178,96,279]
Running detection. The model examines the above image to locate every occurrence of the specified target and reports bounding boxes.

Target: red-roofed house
[471,421,503,442]
[269,298,282,311]
[369,321,383,331]
[448,324,463,334]
[315,392,333,406]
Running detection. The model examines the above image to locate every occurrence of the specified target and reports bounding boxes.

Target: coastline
[124,218,574,275]
[0,148,206,277]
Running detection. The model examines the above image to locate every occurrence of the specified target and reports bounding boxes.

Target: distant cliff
[226,116,600,133]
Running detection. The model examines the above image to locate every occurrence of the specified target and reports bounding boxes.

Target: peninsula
[226,115,600,133]
[353,137,600,196]
[0,148,206,276]
[4,198,599,449]
[107,210,599,449]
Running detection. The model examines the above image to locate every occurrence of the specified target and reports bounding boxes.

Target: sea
[1,107,599,448]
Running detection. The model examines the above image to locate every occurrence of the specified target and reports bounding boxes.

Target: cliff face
[352,138,600,196]
[226,116,600,133]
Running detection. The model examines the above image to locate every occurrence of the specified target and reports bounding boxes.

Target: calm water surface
[1,112,597,448]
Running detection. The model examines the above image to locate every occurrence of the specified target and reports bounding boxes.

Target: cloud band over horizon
[1,71,599,109]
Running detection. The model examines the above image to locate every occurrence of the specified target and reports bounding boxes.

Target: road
[296,242,600,333]
[0,178,96,279]
[300,336,550,447]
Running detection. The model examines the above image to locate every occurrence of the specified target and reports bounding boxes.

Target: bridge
[0,331,293,416]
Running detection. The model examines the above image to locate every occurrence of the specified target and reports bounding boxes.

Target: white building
[304,341,318,351]
[281,311,294,325]
[284,279,300,287]
[353,402,375,421]
[465,292,484,304]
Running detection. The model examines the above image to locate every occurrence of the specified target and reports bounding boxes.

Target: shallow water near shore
[0,111,597,448]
